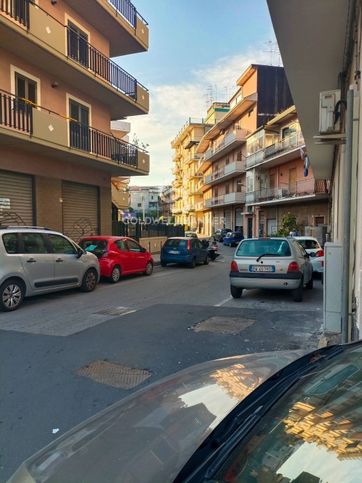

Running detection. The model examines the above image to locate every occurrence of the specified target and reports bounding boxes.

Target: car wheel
[231,285,243,298]
[110,265,121,283]
[161,261,167,267]
[0,278,25,312]
[144,261,153,276]
[203,255,209,265]
[80,268,98,292]
[189,258,196,268]
[292,278,303,302]
[306,276,313,289]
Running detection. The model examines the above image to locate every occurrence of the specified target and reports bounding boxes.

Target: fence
[112,221,185,240]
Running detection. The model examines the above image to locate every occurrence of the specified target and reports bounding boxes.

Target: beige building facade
[0,0,149,239]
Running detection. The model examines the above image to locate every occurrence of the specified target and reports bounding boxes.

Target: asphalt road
[0,245,323,481]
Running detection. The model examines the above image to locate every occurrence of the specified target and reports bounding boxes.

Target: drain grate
[192,316,255,335]
[76,360,152,389]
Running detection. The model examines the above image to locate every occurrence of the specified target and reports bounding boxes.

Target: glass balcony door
[69,100,90,152]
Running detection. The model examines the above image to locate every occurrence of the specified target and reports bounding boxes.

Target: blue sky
[117,1,277,186]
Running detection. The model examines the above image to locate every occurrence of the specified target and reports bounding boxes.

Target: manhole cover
[192,316,255,335]
[76,361,152,389]
[94,306,134,316]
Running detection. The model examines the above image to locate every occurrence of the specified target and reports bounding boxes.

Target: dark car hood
[9,351,303,483]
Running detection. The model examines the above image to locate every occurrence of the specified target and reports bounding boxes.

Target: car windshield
[215,344,362,482]
[164,239,187,248]
[297,239,320,250]
[236,239,291,257]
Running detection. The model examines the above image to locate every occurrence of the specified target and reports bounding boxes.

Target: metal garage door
[62,181,99,241]
[0,170,33,226]
[224,209,232,230]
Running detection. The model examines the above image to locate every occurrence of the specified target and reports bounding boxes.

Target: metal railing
[0,0,29,27]
[69,122,138,167]
[204,161,246,185]
[246,131,305,169]
[107,0,148,27]
[248,178,329,203]
[67,26,138,99]
[0,90,33,133]
[205,127,249,161]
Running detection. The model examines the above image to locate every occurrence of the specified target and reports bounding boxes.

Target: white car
[294,236,324,274]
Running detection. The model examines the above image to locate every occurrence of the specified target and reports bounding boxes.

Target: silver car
[230,237,313,302]
[0,226,100,311]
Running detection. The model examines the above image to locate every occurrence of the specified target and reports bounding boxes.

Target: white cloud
[128,45,277,186]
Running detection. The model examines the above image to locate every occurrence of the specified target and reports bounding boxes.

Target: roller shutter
[224,209,232,230]
[62,181,99,241]
[0,170,33,226]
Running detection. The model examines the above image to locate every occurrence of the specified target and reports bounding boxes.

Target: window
[236,239,291,257]
[164,239,187,249]
[20,233,48,254]
[2,233,19,254]
[67,21,89,67]
[127,240,142,252]
[46,234,76,255]
[115,240,127,251]
[69,99,90,151]
[79,239,107,258]
[15,73,37,109]
[297,239,320,250]
[315,216,325,226]
[137,203,142,207]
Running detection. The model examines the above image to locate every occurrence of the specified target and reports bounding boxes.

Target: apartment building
[267,0,360,340]
[160,185,173,220]
[129,186,163,217]
[197,65,293,237]
[245,106,329,237]
[171,105,229,232]
[0,0,149,239]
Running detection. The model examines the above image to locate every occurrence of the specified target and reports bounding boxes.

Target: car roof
[0,226,65,236]
[294,236,319,241]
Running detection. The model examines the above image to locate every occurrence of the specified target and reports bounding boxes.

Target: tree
[276,212,300,236]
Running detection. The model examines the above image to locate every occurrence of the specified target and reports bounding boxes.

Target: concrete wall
[139,237,167,254]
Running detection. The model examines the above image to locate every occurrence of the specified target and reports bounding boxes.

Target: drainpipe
[341,88,354,343]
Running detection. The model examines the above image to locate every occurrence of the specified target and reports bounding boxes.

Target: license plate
[249,265,275,273]
[169,250,180,255]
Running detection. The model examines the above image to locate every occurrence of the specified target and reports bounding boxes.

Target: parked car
[294,236,324,275]
[213,228,232,242]
[223,231,244,247]
[160,237,209,268]
[8,342,362,483]
[79,236,153,282]
[230,237,313,301]
[184,231,198,238]
[0,226,99,312]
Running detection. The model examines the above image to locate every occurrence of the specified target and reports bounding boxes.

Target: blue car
[161,237,209,268]
[223,231,244,247]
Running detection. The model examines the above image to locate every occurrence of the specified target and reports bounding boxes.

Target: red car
[79,236,154,282]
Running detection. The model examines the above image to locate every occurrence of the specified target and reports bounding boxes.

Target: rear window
[2,233,18,254]
[164,239,187,248]
[236,239,291,257]
[79,239,107,256]
[297,239,320,250]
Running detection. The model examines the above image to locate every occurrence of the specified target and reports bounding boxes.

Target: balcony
[0,90,149,176]
[66,0,148,55]
[204,128,249,163]
[246,179,329,205]
[204,161,245,186]
[0,1,149,119]
[246,131,305,170]
[195,201,204,211]
[205,192,246,208]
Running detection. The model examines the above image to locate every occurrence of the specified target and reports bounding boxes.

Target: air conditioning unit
[319,90,341,134]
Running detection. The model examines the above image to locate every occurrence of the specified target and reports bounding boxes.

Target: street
[0,245,323,481]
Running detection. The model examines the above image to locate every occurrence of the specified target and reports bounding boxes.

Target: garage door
[224,209,232,230]
[0,170,33,226]
[62,181,99,241]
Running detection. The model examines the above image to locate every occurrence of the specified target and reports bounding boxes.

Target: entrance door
[69,99,90,151]
[247,217,253,239]
[289,168,297,194]
[267,219,277,236]
[67,22,89,67]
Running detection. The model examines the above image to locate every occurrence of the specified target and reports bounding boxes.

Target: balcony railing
[107,0,148,28]
[205,128,249,162]
[0,90,33,133]
[0,90,145,169]
[0,0,29,27]
[67,26,139,100]
[204,161,245,185]
[246,131,305,169]
[205,192,246,208]
[247,178,329,204]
